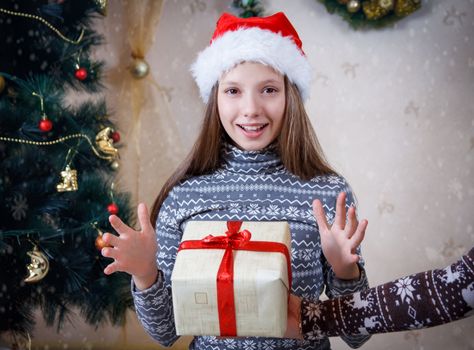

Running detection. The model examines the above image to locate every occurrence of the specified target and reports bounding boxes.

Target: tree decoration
[24,245,50,283]
[74,67,88,81]
[56,150,79,192]
[73,51,89,81]
[95,127,119,159]
[0,7,85,45]
[347,0,361,13]
[107,202,119,215]
[0,74,5,94]
[110,131,121,170]
[56,165,78,192]
[38,118,53,132]
[110,160,120,170]
[318,0,422,29]
[394,0,421,16]
[232,0,265,18]
[0,125,120,167]
[32,92,53,132]
[0,133,118,161]
[94,0,108,16]
[95,233,108,250]
[129,57,150,79]
[92,223,110,251]
[111,131,121,143]
[0,1,133,343]
[107,182,119,215]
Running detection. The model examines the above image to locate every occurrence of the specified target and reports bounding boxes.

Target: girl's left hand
[312,192,368,280]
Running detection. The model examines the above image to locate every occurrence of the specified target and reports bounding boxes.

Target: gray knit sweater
[132,143,371,349]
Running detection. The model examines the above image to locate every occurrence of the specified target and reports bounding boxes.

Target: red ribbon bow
[178,221,292,336]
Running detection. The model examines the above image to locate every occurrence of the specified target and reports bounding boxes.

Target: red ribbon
[178,221,292,336]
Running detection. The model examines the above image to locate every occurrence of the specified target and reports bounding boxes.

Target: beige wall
[28,0,473,349]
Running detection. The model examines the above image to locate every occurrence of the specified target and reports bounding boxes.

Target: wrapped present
[171,220,292,337]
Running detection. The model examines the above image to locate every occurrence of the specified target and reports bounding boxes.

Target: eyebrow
[220,79,283,86]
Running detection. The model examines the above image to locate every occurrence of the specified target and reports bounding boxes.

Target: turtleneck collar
[220,142,284,175]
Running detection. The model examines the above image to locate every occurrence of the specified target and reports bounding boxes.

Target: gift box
[171,220,292,337]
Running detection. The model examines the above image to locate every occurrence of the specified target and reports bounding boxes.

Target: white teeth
[239,124,266,131]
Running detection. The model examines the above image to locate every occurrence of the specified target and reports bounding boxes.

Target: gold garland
[0,7,84,45]
[0,133,114,160]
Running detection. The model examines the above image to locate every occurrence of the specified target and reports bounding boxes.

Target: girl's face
[217,62,286,151]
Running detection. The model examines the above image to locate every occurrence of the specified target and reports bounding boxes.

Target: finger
[109,214,133,236]
[350,219,368,248]
[348,253,360,265]
[334,192,346,230]
[103,261,121,275]
[102,232,120,247]
[312,199,330,232]
[345,206,358,238]
[101,246,120,260]
[137,203,153,232]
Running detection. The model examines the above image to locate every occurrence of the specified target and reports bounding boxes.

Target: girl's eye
[225,88,239,95]
[263,87,278,94]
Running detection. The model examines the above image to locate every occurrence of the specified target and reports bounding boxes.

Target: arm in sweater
[131,193,182,347]
[300,247,474,340]
[321,187,371,348]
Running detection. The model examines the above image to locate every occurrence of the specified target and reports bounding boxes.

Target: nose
[242,92,261,118]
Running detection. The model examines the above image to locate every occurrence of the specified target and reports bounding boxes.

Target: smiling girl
[100,12,370,350]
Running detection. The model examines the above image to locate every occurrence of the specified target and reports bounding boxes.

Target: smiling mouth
[237,124,268,132]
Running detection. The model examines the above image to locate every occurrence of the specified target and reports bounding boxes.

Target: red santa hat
[191,12,312,103]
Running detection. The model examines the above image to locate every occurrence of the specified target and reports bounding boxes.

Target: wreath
[318,0,422,29]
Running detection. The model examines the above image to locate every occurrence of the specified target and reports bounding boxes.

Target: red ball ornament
[111,131,120,143]
[39,118,53,132]
[107,203,119,215]
[74,67,88,81]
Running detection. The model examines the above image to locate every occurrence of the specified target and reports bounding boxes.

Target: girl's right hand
[101,203,158,290]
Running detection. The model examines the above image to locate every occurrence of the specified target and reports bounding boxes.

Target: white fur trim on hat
[190,27,312,103]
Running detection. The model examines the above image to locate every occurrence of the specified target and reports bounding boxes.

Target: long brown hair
[150,76,336,227]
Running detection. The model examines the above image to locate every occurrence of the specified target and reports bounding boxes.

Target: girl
[101,12,370,350]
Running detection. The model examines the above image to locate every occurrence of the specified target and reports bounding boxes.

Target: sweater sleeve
[131,191,181,347]
[302,247,474,340]
[321,180,371,348]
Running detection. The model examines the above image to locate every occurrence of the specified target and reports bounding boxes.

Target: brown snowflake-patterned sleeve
[301,247,474,340]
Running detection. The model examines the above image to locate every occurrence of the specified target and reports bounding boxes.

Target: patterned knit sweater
[132,143,371,350]
[301,247,474,339]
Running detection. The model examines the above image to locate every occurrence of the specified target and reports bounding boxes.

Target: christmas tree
[0,0,133,346]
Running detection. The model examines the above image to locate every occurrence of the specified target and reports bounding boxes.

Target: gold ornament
[394,0,421,17]
[25,245,50,283]
[94,0,107,16]
[56,165,78,192]
[95,127,119,158]
[0,75,5,94]
[347,0,361,13]
[362,0,391,20]
[379,0,394,10]
[0,8,84,45]
[110,160,120,170]
[130,58,150,79]
[0,133,115,160]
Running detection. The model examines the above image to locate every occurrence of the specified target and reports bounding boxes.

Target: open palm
[101,203,158,287]
[312,192,368,280]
